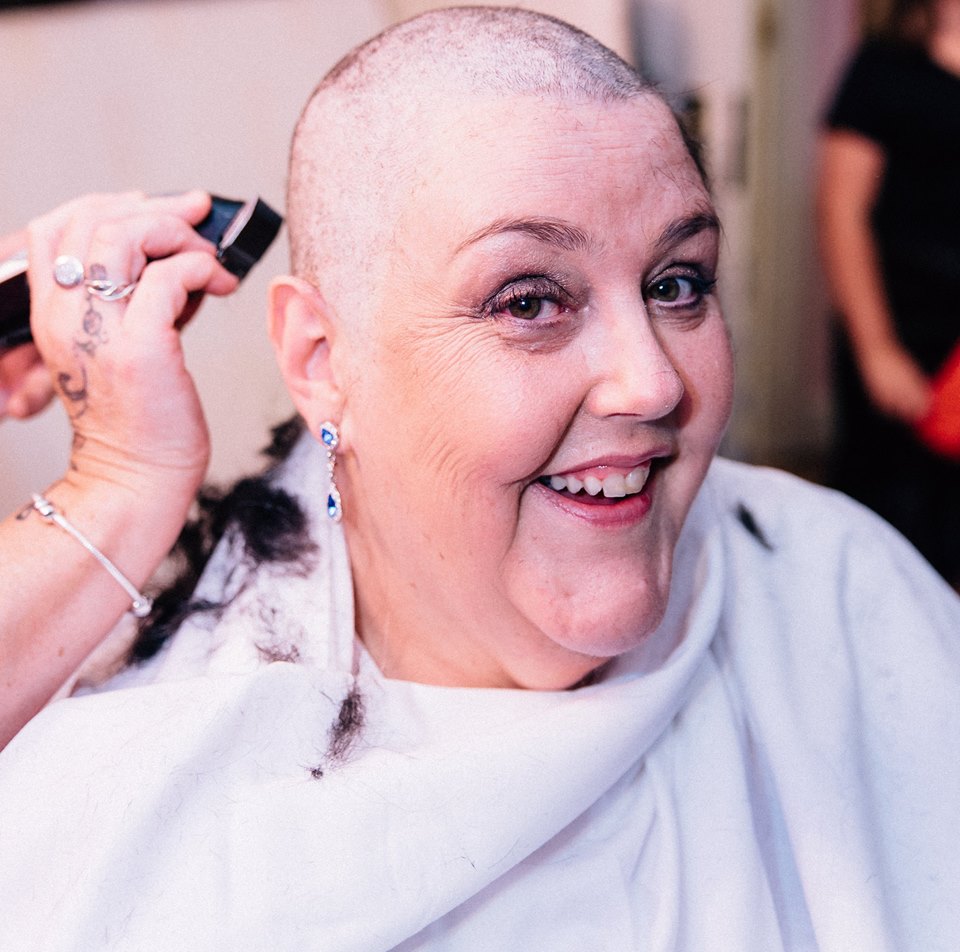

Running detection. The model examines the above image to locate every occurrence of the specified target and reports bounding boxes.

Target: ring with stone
[53,255,85,289]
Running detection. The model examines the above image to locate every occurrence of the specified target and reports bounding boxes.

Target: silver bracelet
[31,493,153,618]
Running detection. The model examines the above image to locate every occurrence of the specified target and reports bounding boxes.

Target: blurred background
[0,0,877,512]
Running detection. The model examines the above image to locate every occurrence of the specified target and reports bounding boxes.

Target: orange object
[916,341,960,460]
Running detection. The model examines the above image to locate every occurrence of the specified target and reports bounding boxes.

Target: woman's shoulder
[825,38,928,139]
[838,37,926,83]
[852,36,918,66]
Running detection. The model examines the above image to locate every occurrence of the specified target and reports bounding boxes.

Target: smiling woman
[0,7,958,951]
[294,92,733,690]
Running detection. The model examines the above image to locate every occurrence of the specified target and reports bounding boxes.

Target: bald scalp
[287,6,656,314]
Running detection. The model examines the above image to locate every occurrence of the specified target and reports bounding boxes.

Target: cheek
[673,319,735,449]
[366,322,581,497]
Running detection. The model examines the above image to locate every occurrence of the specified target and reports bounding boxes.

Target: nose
[582,303,685,421]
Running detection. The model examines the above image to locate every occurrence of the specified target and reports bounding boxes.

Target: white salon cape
[1,436,959,952]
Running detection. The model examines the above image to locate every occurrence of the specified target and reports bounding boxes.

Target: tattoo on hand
[57,364,89,419]
[55,263,118,438]
[75,265,110,356]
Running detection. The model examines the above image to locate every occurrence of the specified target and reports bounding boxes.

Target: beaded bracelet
[31,494,153,618]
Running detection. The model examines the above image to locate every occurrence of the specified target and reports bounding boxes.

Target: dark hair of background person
[879,0,937,42]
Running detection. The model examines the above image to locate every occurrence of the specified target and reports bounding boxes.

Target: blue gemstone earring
[319,421,342,523]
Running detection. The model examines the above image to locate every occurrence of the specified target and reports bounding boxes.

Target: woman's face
[337,94,733,690]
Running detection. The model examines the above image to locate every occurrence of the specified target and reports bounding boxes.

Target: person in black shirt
[819,0,960,588]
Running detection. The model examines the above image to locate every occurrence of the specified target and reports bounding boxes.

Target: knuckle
[92,218,127,247]
[86,193,120,214]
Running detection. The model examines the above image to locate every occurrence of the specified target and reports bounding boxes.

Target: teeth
[601,474,626,498]
[625,467,647,493]
[543,463,651,498]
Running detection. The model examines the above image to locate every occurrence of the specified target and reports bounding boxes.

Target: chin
[514,616,664,691]
[540,588,670,663]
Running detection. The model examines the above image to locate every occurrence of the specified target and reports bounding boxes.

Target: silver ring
[53,255,85,289]
[85,278,138,302]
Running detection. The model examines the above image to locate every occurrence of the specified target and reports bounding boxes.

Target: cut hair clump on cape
[131,416,315,662]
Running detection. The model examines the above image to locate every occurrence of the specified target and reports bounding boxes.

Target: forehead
[398,93,708,251]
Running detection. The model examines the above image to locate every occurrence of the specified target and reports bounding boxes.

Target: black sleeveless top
[826,39,960,370]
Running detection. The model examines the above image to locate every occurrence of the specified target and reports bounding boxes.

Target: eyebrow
[454,217,591,254]
[652,211,721,256]
[454,210,720,257]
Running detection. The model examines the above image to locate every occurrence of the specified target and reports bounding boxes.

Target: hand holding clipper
[0,194,282,352]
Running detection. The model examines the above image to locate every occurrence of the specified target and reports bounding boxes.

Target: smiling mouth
[537,462,653,501]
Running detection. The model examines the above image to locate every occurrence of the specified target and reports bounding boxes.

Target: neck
[353,590,606,691]
[931,0,960,69]
[347,539,607,691]
[930,30,960,73]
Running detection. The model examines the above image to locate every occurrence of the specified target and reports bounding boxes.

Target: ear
[268,276,343,435]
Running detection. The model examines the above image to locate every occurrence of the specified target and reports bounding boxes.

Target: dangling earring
[319,421,342,522]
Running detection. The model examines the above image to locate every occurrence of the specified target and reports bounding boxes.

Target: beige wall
[0,0,386,513]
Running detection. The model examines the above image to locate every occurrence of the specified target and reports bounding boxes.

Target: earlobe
[267,276,343,431]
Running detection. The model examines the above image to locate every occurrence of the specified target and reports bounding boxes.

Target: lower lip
[530,472,656,528]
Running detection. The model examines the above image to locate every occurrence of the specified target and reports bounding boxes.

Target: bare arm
[0,191,240,748]
[817,129,932,423]
[0,468,196,748]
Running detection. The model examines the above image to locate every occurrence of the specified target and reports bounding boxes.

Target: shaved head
[287,6,661,316]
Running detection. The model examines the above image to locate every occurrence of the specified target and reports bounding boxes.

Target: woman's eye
[650,277,689,302]
[646,273,715,308]
[487,281,568,323]
[506,295,546,320]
